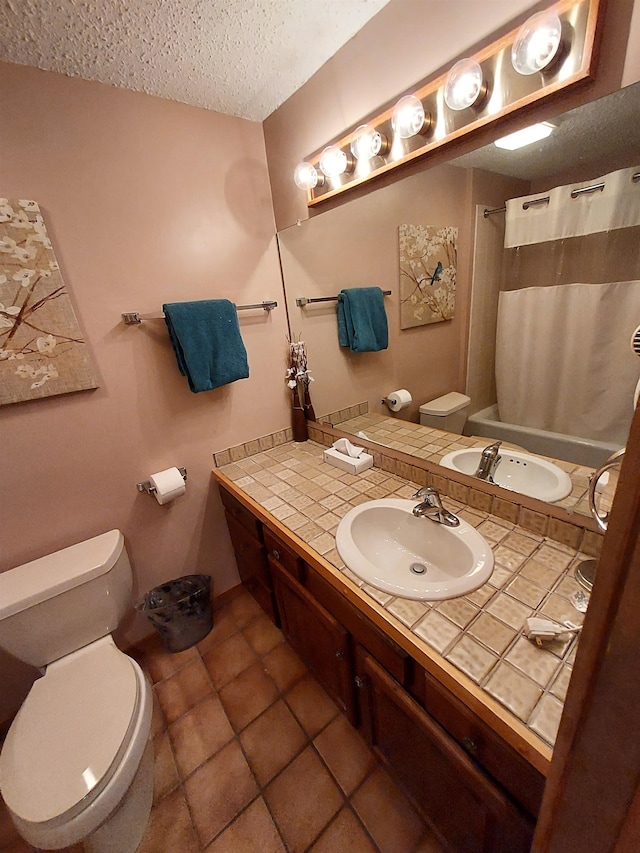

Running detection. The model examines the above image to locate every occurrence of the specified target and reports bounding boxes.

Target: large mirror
[278,82,640,516]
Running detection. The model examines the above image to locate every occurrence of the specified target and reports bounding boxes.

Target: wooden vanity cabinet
[218,485,542,852]
[219,487,279,624]
[417,667,545,819]
[356,648,535,853]
[268,554,356,722]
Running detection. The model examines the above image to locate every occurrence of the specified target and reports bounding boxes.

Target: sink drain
[410,562,427,575]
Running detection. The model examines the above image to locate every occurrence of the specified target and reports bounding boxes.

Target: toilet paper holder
[137,467,187,495]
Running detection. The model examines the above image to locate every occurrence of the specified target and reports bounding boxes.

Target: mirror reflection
[278,83,640,516]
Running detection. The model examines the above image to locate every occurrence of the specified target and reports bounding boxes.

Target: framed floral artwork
[0,199,98,405]
[399,224,457,329]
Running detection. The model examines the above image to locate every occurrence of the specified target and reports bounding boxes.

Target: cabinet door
[224,511,278,625]
[356,649,534,853]
[270,559,355,722]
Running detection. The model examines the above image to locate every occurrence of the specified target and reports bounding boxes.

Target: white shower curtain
[495,281,640,445]
[504,166,640,248]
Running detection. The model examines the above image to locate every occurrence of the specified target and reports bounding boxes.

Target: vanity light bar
[295,0,603,207]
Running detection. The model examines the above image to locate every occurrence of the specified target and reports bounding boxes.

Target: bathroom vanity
[212,438,588,852]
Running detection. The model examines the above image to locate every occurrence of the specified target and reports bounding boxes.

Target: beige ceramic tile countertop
[333,412,594,515]
[214,440,592,771]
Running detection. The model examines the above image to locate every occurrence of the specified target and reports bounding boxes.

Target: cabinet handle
[462,736,478,754]
[271,549,281,561]
[335,650,345,660]
[355,676,366,689]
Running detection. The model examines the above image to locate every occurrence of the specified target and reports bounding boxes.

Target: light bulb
[391,95,427,139]
[318,145,352,178]
[444,58,486,111]
[350,124,388,160]
[293,162,323,191]
[512,11,562,75]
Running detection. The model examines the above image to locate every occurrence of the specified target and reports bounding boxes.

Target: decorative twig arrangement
[286,336,315,440]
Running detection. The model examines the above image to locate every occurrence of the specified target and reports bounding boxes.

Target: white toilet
[0,530,154,852]
[419,392,471,434]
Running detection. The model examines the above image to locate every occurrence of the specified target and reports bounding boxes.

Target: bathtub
[465,405,622,469]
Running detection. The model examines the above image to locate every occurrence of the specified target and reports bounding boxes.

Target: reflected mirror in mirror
[277,82,640,516]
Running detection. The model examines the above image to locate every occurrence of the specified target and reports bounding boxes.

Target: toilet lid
[0,640,138,824]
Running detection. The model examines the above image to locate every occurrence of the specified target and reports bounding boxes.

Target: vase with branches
[286,337,315,440]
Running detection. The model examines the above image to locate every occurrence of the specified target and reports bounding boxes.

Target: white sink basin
[439,447,572,502]
[335,499,494,600]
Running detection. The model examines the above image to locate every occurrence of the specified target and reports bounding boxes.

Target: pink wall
[264,0,639,232]
[279,164,470,420]
[0,62,291,720]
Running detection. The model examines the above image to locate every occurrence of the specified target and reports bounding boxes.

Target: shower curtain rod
[483,171,640,219]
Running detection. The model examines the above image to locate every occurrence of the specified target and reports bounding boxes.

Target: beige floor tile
[204,798,285,853]
[142,643,200,684]
[242,614,284,656]
[219,660,280,732]
[185,739,259,847]
[262,642,308,691]
[351,766,426,853]
[284,675,340,737]
[169,694,235,778]
[240,700,308,786]
[309,806,378,852]
[229,591,267,627]
[137,788,200,853]
[153,731,179,803]
[155,658,213,724]
[202,632,257,689]
[197,607,240,654]
[264,746,344,852]
[313,715,376,796]
[150,690,166,740]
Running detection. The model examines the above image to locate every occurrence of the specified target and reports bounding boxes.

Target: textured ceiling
[451,84,640,182]
[0,0,390,121]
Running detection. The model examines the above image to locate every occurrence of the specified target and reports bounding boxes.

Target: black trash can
[137,574,213,653]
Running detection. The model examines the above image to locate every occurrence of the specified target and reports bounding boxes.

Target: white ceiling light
[391,95,428,139]
[350,124,389,160]
[494,121,555,150]
[511,11,563,76]
[293,162,324,190]
[318,145,353,178]
[444,58,486,111]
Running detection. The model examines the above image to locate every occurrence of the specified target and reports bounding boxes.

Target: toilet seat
[0,636,140,827]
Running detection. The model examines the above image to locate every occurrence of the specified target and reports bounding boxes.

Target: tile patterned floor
[0,589,444,853]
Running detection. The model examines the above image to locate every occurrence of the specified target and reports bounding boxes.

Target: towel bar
[122,301,278,325]
[296,291,391,308]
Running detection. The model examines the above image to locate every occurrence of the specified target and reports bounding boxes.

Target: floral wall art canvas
[0,199,97,405]
[399,224,457,329]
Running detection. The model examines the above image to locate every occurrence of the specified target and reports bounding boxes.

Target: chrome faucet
[474,441,502,483]
[412,487,460,527]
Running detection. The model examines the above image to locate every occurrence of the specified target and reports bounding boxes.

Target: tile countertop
[214,440,592,772]
[333,412,594,516]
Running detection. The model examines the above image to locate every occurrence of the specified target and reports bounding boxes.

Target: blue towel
[337,287,388,353]
[163,300,249,393]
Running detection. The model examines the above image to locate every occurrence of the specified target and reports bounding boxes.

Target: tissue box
[323,447,374,474]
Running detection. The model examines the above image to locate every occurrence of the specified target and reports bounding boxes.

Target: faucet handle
[412,486,434,500]
[412,486,442,507]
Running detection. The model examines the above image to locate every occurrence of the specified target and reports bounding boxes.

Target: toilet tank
[0,530,133,668]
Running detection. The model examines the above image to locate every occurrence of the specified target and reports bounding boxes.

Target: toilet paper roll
[149,467,186,505]
[385,389,412,412]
